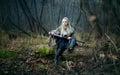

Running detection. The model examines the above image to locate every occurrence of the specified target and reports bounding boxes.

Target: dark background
[0,0,120,36]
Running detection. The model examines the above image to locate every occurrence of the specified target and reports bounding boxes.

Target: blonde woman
[49,17,76,64]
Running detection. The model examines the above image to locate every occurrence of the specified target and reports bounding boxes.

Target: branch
[105,33,118,52]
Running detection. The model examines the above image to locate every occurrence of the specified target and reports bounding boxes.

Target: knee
[71,38,76,42]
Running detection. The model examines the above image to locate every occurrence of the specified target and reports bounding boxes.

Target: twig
[66,60,71,70]
[105,33,118,52]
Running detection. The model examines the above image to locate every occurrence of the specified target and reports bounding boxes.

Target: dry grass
[0,29,98,51]
[0,31,48,50]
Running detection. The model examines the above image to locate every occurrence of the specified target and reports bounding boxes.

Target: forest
[0,0,120,75]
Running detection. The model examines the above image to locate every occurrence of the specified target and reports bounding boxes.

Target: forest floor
[0,37,120,75]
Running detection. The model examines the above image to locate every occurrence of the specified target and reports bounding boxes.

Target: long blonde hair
[60,17,74,36]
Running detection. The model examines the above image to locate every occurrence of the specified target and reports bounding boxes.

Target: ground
[0,37,120,75]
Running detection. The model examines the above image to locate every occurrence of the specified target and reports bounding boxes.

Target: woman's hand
[68,37,71,40]
[49,30,56,35]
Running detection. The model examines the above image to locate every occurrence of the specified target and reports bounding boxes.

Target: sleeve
[69,27,75,37]
[51,26,61,35]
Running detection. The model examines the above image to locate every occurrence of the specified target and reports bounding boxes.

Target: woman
[49,17,76,64]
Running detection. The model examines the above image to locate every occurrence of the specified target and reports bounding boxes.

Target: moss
[38,64,45,69]
[38,46,50,55]
[0,50,16,59]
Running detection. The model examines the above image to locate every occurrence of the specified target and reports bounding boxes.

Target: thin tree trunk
[57,0,64,25]
[38,0,48,34]
[19,0,34,32]
[33,0,39,34]
[75,0,82,26]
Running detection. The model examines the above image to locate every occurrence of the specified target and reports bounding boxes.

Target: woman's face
[62,20,68,26]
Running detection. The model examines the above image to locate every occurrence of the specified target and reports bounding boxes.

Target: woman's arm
[50,26,61,35]
[68,27,75,39]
